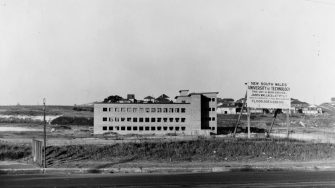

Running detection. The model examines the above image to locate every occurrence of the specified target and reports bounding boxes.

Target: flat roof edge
[94,102,191,105]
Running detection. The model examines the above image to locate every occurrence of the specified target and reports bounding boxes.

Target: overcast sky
[1,0,335,105]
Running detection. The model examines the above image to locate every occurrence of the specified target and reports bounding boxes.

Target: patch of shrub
[51,116,93,126]
[0,143,31,160]
[45,138,335,165]
[73,106,93,112]
[0,117,42,124]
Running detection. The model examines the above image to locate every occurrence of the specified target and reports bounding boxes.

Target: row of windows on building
[102,116,216,122]
[102,117,188,123]
[102,107,186,113]
[102,125,188,131]
[102,125,216,132]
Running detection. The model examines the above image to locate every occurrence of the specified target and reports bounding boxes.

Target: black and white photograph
[1,0,335,187]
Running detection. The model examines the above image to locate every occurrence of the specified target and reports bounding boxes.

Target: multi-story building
[94,90,218,136]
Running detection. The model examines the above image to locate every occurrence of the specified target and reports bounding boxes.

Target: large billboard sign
[247,82,291,109]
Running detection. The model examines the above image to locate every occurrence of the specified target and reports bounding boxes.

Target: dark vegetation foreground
[1,138,335,167]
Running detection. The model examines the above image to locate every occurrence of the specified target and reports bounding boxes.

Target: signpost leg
[286,110,290,138]
[233,91,247,137]
[247,108,251,139]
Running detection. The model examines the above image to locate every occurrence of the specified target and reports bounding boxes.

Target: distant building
[302,105,323,115]
[94,90,218,136]
[291,98,309,113]
[217,98,235,106]
[217,104,236,114]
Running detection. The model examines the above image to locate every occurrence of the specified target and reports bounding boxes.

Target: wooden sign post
[247,107,251,138]
[286,110,290,138]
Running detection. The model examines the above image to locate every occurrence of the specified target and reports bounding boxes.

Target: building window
[115,117,119,122]
[211,127,215,130]
[103,117,107,121]
[157,108,162,113]
[145,117,150,122]
[163,118,168,122]
[115,108,119,112]
[169,118,173,122]
[127,126,131,131]
[157,126,161,131]
[127,108,131,112]
[181,118,185,122]
[145,127,150,131]
[139,108,144,113]
[121,108,126,112]
[151,118,155,122]
[181,127,186,131]
[103,108,107,112]
[208,108,211,111]
[121,126,125,131]
[169,108,174,113]
[181,108,186,113]
[116,126,119,130]
[133,108,137,113]
[182,100,186,103]
[109,126,113,131]
[212,98,215,102]
[109,117,112,122]
[151,108,156,113]
[175,127,180,131]
[127,117,131,122]
[145,108,150,113]
[175,108,180,113]
[121,117,125,122]
[139,118,143,122]
[151,127,156,131]
[133,117,137,122]
[212,108,215,111]
[212,117,215,121]
[163,108,168,113]
[163,127,168,131]
[139,126,143,131]
[102,126,107,131]
[169,127,174,131]
[109,108,112,111]
[175,118,180,122]
[133,126,138,131]
[157,118,161,122]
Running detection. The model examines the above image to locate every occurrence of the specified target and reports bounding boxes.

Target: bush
[51,116,93,126]
[44,138,335,164]
[0,143,31,160]
[73,106,93,112]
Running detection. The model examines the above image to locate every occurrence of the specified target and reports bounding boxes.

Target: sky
[1,0,335,105]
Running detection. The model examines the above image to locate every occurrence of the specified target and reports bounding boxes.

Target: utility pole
[43,98,46,169]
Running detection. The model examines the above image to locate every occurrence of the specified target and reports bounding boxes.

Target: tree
[103,95,123,103]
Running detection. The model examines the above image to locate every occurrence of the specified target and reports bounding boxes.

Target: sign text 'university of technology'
[247,82,291,109]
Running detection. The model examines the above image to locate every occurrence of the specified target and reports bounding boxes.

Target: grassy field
[0,105,93,118]
[1,138,335,167]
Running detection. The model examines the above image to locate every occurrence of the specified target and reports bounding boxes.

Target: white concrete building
[94,90,218,136]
